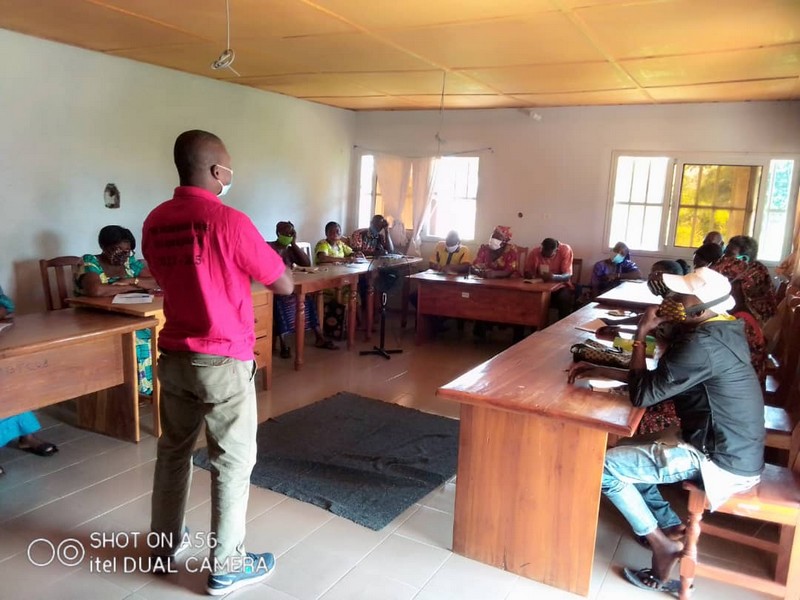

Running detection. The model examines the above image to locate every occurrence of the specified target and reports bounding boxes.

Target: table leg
[294,292,306,370]
[149,325,161,437]
[347,283,357,350]
[452,404,607,596]
[365,275,375,342]
[401,276,411,328]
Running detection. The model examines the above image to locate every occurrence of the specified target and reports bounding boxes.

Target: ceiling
[1,0,799,110]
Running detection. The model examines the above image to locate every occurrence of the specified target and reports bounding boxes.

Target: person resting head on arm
[590,241,642,297]
[315,221,362,264]
[269,221,310,268]
[429,230,471,275]
[350,215,394,258]
[76,225,157,297]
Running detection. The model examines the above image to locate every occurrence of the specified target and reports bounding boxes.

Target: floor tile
[394,506,454,550]
[357,533,450,588]
[415,553,518,600]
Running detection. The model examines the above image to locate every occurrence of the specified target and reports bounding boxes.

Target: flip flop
[18,441,59,457]
[315,340,339,350]
[623,567,684,594]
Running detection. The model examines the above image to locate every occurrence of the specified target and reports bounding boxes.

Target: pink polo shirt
[142,186,286,361]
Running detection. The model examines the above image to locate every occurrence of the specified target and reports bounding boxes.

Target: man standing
[143,130,293,596]
[524,237,575,319]
[569,267,764,593]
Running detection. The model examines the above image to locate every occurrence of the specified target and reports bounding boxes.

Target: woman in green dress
[75,226,158,396]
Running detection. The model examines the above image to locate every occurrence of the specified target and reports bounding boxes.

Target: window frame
[603,150,800,265]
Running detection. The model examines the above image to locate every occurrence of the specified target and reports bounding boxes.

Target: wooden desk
[436,302,643,596]
[68,283,273,392]
[0,310,158,442]
[289,265,365,370]
[410,271,564,344]
[596,280,660,308]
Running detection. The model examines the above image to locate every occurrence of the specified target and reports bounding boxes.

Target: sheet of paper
[575,318,607,333]
[0,321,12,334]
[112,293,154,304]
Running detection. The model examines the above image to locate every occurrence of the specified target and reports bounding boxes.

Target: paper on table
[0,321,12,334]
[112,293,154,304]
[588,379,628,393]
[575,318,607,333]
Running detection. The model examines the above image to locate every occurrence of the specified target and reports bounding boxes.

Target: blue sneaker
[206,552,276,596]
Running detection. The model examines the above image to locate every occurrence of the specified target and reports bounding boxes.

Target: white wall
[354,101,800,280]
[0,29,355,312]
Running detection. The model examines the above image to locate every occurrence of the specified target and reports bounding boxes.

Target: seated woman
[315,221,361,265]
[472,225,520,279]
[75,225,157,396]
[0,285,57,475]
[269,221,336,358]
[591,242,642,297]
[713,235,777,325]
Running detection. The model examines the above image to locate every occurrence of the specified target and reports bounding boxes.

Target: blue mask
[611,253,625,265]
[736,254,750,262]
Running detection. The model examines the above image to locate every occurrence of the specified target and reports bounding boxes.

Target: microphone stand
[360,252,403,360]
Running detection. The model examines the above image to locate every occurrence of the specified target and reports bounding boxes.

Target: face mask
[214,164,233,197]
[736,254,750,262]
[647,273,670,298]
[445,243,459,253]
[656,298,688,322]
[488,237,503,251]
[277,234,293,247]
[611,253,625,265]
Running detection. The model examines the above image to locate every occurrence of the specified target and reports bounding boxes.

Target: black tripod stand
[360,291,403,360]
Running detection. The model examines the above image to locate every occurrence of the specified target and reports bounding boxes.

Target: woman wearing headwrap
[472,225,520,279]
[590,241,642,297]
[712,235,777,325]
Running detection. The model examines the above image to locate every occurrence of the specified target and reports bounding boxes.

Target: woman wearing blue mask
[590,241,642,297]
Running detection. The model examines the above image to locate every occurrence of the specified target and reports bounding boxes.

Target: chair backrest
[515,246,528,276]
[39,256,82,311]
[778,299,800,412]
[571,258,583,285]
[295,242,313,266]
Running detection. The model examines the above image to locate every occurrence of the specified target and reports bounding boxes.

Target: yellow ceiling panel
[0,0,204,51]
[511,88,653,106]
[349,71,494,96]
[645,79,800,103]
[624,45,800,88]
[94,0,355,42]
[381,14,606,68]
[577,0,800,59]
[240,74,378,97]
[303,96,423,110]
[274,32,435,72]
[110,39,313,78]
[397,95,525,109]
[461,62,635,94]
[308,0,554,29]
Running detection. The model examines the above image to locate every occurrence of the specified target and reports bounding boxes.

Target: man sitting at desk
[568,267,764,593]
[350,215,395,257]
[524,237,574,319]
[430,230,471,274]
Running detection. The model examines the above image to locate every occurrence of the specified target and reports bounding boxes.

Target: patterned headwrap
[494,225,512,241]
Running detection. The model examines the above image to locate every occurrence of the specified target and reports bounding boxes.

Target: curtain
[374,154,412,226]
[408,157,438,257]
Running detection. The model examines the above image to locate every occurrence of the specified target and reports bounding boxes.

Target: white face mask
[214,164,233,197]
[488,237,503,251]
[445,243,459,253]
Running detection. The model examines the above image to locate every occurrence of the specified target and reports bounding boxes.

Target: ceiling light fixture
[211,0,239,76]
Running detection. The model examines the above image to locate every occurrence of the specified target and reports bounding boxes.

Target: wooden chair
[515,246,528,277]
[764,298,800,453]
[679,397,800,598]
[571,258,583,285]
[39,256,82,311]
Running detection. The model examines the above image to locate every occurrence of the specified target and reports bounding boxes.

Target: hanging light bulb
[211,0,240,76]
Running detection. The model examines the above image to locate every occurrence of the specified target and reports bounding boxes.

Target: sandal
[279,346,291,359]
[623,567,689,594]
[18,441,59,457]
[315,339,339,350]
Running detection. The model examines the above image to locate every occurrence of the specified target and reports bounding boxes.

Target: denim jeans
[150,351,257,573]
[602,440,703,537]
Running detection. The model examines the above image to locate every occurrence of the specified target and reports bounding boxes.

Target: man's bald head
[173,130,231,190]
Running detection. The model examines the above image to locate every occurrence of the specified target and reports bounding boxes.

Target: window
[606,152,799,262]
[357,155,479,240]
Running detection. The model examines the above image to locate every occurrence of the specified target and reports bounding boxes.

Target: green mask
[277,234,293,247]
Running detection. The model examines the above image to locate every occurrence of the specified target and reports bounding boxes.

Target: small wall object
[104,183,121,209]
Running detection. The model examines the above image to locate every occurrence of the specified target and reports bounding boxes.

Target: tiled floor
[0,316,779,599]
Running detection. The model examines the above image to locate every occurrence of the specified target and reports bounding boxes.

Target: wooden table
[597,280,660,308]
[436,302,643,596]
[410,271,564,344]
[289,264,364,370]
[68,283,273,392]
[0,310,158,443]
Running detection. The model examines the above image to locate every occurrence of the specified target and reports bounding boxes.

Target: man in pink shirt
[143,130,293,596]
[524,237,575,320]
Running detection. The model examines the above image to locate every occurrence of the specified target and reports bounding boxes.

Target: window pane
[760,211,788,262]
[674,164,761,248]
[608,156,669,250]
[758,159,795,261]
[425,157,479,241]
